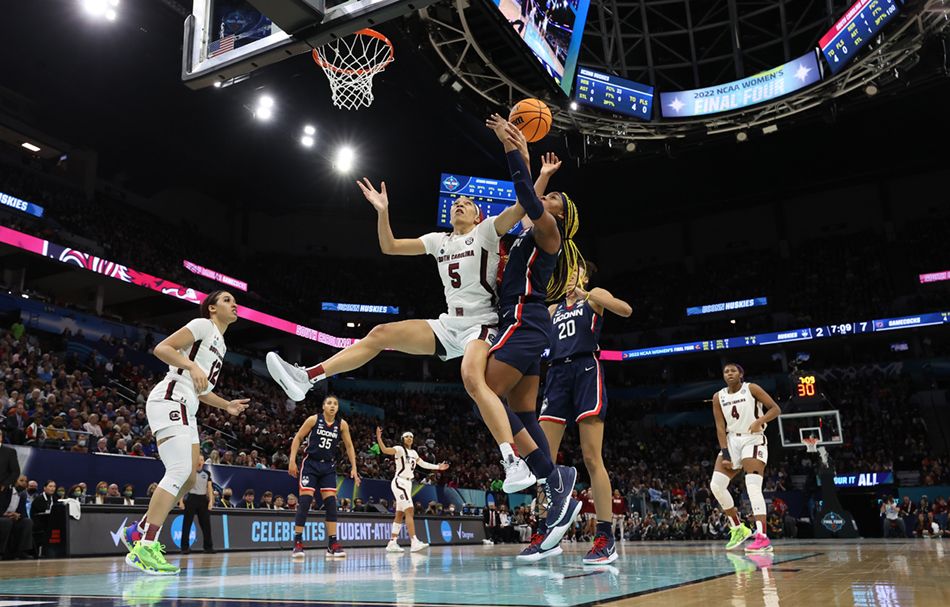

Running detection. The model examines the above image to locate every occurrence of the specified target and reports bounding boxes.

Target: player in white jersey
[376,426,449,553]
[122,291,250,575]
[266,162,546,492]
[710,363,781,554]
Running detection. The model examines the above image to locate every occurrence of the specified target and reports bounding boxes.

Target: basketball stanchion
[312,29,395,110]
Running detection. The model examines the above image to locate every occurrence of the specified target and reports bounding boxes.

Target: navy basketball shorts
[490,302,553,377]
[299,458,337,495]
[539,353,608,425]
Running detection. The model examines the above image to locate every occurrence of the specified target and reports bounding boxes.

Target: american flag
[208,34,236,58]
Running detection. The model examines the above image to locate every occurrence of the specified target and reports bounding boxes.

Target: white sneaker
[386,541,404,553]
[482,539,494,545]
[410,538,429,552]
[266,352,312,402]
[502,457,537,493]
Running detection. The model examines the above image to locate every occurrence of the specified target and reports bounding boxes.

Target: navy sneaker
[516,531,563,563]
[583,532,618,565]
[543,466,577,529]
[540,498,582,551]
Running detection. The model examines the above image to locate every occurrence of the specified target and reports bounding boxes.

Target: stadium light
[334,146,355,173]
[625,142,636,153]
[82,0,119,21]
[303,125,316,136]
[569,102,578,111]
[301,135,315,148]
[736,131,749,143]
[21,142,41,153]
[254,95,275,121]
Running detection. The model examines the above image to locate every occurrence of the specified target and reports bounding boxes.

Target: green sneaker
[725,524,753,550]
[126,542,180,575]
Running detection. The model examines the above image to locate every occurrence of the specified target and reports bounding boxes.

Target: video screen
[491,0,592,95]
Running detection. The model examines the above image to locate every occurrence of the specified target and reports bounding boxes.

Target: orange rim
[312,28,394,76]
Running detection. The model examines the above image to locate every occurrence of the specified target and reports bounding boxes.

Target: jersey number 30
[558,319,576,340]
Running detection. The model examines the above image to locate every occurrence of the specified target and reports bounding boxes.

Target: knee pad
[157,435,194,496]
[295,494,314,528]
[745,472,766,516]
[710,471,734,510]
[324,495,337,522]
[391,522,402,536]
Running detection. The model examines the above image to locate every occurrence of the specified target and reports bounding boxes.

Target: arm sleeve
[416,459,440,471]
[419,233,443,257]
[506,150,544,220]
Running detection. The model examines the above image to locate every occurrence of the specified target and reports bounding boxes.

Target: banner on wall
[66,506,485,556]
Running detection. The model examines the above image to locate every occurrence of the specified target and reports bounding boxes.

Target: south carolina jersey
[419,216,502,321]
[304,415,342,461]
[161,318,226,397]
[392,445,421,480]
[497,228,557,307]
[550,299,602,359]
[718,383,764,434]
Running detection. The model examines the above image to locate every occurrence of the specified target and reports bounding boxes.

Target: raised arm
[748,384,782,433]
[534,152,561,198]
[357,178,426,256]
[341,420,361,486]
[574,285,633,318]
[375,426,397,456]
[417,458,449,472]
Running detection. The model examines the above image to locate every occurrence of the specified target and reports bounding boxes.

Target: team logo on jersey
[301,476,310,487]
[540,397,548,414]
[822,512,845,532]
[169,410,181,421]
[442,175,460,191]
[465,237,474,245]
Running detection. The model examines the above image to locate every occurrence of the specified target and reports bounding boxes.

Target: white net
[313,29,394,111]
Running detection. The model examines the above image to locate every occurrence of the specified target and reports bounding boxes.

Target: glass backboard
[778,409,844,449]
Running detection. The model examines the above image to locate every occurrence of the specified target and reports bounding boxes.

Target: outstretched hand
[540,152,562,176]
[226,398,250,416]
[356,178,389,212]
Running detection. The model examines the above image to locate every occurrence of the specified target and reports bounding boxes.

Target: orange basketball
[509,98,552,143]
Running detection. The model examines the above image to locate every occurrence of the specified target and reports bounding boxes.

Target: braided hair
[546,192,584,303]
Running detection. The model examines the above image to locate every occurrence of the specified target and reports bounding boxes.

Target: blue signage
[0,191,44,218]
[170,514,197,549]
[660,51,822,118]
[574,67,653,119]
[440,520,453,543]
[322,302,400,315]
[830,471,894,487]
[437,173,520,232]
[687,297,768,316]
[819,0,902,75]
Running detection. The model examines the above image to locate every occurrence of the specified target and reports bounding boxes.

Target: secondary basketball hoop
[312,28,394,110]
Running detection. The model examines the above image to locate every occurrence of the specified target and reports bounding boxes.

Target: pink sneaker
[745,533,773,553]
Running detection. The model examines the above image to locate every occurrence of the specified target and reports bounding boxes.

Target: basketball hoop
[312,29,394,110]
[803,437,820,453]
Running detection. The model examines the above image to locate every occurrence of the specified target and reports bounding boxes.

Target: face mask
[27,488,36,495]
[56,490,66,498]
[73,491,82,497]
[124,491,133,497]
[98,488,107,494]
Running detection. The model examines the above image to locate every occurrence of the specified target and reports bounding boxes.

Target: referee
[180,454,214,554]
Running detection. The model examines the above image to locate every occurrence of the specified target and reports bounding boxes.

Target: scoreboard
[436,173,520,232]
[819,0,903,75]
[574,67,654,120]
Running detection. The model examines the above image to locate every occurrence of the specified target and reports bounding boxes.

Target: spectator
[30,480,56,517]
[273,495,285,510]
[0,475,33,559]
[881,496,905,538]
[122,484,135,505]
[0,429,19,494]
[286,494,298,511]
[259,491,275,509]
[219,488,235,508]
[240,489,256,509]
[483,503,501,545]
[92,481,109,505]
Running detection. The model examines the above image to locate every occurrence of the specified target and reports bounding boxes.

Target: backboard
[778,409,844,449]
[182,0,438,89]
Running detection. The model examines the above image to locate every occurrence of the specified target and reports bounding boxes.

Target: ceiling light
[736,131,748,143]
[300,135,314,148]
[570,102,578,111]
[762,124,778,135]
[21,142,41,152]
[625,142,636,152]
[865,83,879,96]
[303,125,316,136]
[334,146,355,173]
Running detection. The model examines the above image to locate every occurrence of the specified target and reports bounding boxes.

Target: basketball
[509,98,552,143]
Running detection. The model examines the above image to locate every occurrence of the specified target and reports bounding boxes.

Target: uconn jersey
[305,415,341,460]
[299,415,342,495]
[496,228,557,307]
[146,318,226,441]
[718,383,768,469]
[550,299,602,360]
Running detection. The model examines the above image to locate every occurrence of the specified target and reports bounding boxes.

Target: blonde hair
[546,192,584,302]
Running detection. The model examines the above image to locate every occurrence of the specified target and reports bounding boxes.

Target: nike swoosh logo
[553,471,564,493]
[110,517,129,546]
[585,366,595,372]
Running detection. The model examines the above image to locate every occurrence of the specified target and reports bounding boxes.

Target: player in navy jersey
[287,395,360,558]
[534,261,632,564]
[465,115,585,560]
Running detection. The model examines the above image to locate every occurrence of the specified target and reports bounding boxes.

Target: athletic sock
[596,520,612,537]
[306,364,326,382]
[499,442,517,461]
[525,449,554,479]
[755,520,765,536]
[141,521,160,545]
[728,512,741,528]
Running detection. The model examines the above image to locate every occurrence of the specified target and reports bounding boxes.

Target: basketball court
[0,540,946,606]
